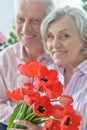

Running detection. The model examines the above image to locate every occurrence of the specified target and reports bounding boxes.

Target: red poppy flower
[18,60,40,77]
[24,91,40,105]
[63,105,75,115]
[43,81,63,99]
[7,82,34,101]
[33,67,58,91]
[37,65,58,80]
[21,82,34,93]
[43,119,60,130]
[39,69,58,83]
[60,105,82,130]
[37,65,48,78]
[60,95,73,106]
[7,88,23,101]
[61,114,82,130]
[33,96,54,117]
[33,78,44,92]
[33,70,62,96]
[52,104,64,118]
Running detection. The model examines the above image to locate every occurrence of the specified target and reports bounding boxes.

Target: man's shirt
[0,42,53,124]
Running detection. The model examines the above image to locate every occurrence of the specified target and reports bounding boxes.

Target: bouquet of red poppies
[7,60,82,130]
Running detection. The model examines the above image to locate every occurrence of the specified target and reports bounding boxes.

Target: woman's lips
[52,51,66,56]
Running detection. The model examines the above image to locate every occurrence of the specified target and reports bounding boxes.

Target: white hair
[41,6,87,58]
[14,0,54,16]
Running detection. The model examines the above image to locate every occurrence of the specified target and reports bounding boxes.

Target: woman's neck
[63,65,73,86]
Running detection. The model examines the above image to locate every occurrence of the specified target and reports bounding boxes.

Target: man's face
[15,0,47,50]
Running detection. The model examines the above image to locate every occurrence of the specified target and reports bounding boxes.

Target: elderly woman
[41,6,87,130]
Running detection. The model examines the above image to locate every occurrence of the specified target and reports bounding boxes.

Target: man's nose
[22,21,32,33]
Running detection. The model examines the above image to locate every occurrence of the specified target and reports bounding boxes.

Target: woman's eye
[47,34,54,39]
[59,33,70,40]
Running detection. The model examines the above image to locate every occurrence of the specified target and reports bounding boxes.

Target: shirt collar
[54,60,87,76]
[74,59,87,76]
[16,42,53,65]
[15,42,28,61]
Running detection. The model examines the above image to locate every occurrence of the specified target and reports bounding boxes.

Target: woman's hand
[9,120,42,130]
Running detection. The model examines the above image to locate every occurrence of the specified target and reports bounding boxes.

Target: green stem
[24,111,35,120]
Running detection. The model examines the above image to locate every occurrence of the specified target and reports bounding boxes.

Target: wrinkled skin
[15,0,47,59]
[9,120,42,130]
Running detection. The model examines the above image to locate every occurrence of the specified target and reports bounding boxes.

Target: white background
[54,0,82,8]
[0,0,82,38]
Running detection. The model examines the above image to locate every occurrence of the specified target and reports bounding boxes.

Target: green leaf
[25,105,33,116]
[7,102,29,129]
[82,0,87,2]
[7,103,22,130]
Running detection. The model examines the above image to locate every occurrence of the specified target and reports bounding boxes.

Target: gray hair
[41,6,87,58]
[14,0,54,16]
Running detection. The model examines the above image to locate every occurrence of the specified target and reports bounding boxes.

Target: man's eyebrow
[32,16,41,19]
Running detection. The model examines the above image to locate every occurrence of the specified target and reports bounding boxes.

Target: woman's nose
[52,38,62,48]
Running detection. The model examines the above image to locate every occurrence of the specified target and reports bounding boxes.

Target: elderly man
[0,0,54,129]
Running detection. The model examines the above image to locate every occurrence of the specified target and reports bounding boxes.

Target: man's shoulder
[0,42,21,65]
[0,42,21,55]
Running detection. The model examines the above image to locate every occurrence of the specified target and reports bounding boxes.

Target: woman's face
[46,17,85,67]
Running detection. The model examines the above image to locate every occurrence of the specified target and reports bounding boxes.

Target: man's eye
[16,17,24,23]
[32,19,41,24]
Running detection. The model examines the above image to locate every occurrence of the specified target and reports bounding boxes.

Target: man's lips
[21,33,36,39]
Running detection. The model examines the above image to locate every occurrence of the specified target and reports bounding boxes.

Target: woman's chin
[54,59,63,66]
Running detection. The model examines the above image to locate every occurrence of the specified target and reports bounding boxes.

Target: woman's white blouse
[48,60,87,130]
